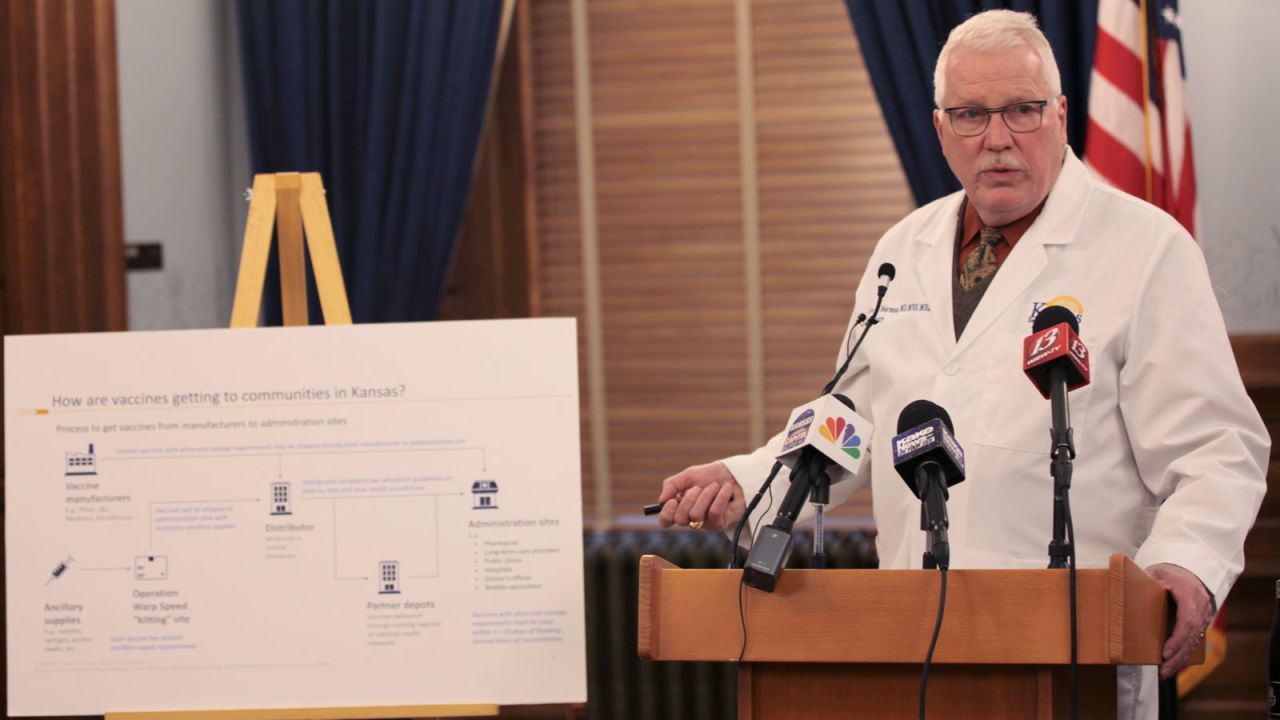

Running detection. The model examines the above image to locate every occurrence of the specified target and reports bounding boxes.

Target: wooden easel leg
[299,173,353,325]
[275,172,308,326]
[229,174,278,328]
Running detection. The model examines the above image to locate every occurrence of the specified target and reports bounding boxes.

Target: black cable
[919,568,948,720]
[737,576,748,662]
[843,314,867,359]
[756,484,773,544]
[729,462,783,569]
[737,484,774,662]
[823,293,885,396]
[1066,490,1078,720]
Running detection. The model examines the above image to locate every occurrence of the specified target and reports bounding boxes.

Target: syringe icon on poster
[45,555,75,586]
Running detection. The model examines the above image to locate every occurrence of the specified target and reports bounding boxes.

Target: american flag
[1084,0,1199,239]
[1087,0,1220,699]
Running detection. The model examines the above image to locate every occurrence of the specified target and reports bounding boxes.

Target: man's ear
[1057,95,1068,143]
[933,109,945,145]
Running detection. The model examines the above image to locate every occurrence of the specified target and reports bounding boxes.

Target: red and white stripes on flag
[1085,0,1199,238]
[1089,1,1221,699]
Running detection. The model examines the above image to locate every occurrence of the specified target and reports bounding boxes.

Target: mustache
[977,155,1027,173]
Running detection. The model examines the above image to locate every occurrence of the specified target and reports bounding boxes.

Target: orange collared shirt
[955,198,1047,278]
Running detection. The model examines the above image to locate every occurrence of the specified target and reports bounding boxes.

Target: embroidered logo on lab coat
[1028,295,1085,326]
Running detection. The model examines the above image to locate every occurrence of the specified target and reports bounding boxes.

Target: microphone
[1023,304,1090,461]
[876,262,896,298]
[776,394,873,478]
[1023,305,1089,399]
[743,395,871,591]
[891,400,965,570]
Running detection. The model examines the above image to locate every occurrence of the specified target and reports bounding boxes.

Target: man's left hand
[1144,563,1214,679]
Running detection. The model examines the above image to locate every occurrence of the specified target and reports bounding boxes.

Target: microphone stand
[1047,367,1075,570]
[1046,366,1081,720]
[810,470,829,568]
[915,464,950,571]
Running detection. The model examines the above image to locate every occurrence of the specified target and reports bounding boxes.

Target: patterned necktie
[959,227,1003,291]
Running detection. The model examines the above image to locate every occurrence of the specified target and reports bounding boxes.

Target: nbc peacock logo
[818,417,862,459]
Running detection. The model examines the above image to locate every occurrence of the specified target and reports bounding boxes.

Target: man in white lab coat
[653,10,1269,719]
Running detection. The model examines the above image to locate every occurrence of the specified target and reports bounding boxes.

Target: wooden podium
[638,554,1196,719]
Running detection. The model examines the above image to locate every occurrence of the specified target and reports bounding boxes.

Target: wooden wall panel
[0,0,126,338]
[752,0,912,519]
[528,0,914,522]
[529,0,595,513]
[588,1,750,518]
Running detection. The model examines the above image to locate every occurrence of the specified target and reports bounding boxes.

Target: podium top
[638,554,1186,666]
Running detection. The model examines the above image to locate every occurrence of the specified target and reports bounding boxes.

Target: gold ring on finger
[688,519,704,530]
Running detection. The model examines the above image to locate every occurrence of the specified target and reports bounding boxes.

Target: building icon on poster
[65,444,97,476]
[271,482,291,516]
[471,480,498,510]
[379,561,400,594]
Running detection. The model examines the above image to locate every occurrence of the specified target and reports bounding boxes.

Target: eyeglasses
[942,100,1051,137]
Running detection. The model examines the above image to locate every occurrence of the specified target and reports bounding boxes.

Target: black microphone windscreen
[1033,304,1079,333]
[896,399,954,434]
[878,262,896,281]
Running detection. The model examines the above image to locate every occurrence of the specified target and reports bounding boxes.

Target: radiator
[582,529,879,720]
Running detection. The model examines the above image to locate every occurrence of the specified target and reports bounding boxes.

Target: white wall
[1182,1,1280,334]
[116,0,249,330]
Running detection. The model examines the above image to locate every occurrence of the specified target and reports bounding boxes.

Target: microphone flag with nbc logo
[776,394,873,478]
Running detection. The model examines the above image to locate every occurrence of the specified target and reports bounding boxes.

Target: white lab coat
[722,151,1269,719]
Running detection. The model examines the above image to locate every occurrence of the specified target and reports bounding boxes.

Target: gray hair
[933,9,1062,107]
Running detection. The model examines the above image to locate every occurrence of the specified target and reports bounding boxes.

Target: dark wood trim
[0,0,126,336]
[1230,334,1280,389]
[440,1,537,322]
[89,0,128,331]
[514,0,540,318]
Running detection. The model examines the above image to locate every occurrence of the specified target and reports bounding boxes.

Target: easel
[104,173,500,720]
[229,172,354,328]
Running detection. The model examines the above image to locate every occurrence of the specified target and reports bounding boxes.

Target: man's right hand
[656,462,745,531]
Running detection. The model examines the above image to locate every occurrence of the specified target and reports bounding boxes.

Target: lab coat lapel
[914,195,963,355]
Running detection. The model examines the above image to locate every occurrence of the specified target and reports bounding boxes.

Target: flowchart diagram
[6,319,586,716]
[53,438,481,595]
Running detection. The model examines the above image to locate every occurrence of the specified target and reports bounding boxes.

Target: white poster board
[4,319,585,716]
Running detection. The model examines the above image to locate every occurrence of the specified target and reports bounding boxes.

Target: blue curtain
[843,1,1098,206]
[237,0,503,323]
